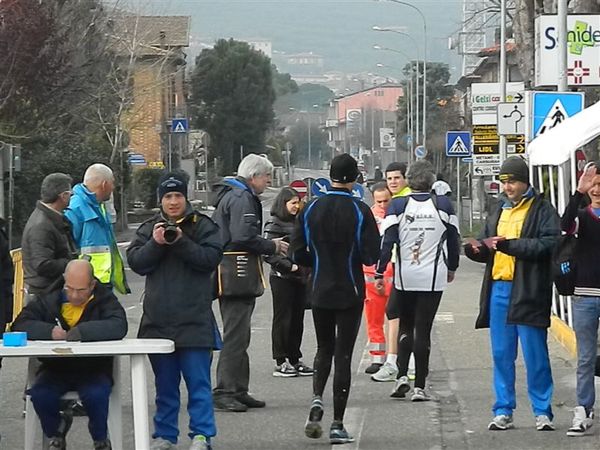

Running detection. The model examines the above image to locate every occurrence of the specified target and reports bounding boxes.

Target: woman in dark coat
[264,187,313,378]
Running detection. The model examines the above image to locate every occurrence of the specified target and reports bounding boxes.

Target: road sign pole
[557,0,568,91]
[498,0,508,164]
[456,158,461,227]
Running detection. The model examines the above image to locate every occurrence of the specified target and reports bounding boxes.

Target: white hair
[237,154,273,179]
[83,163,114,187]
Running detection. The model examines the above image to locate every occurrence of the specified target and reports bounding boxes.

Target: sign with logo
[379,127,396,149]
[497,103,526,135]
[290,179,308,199]
[535,15,600,86]
[311,177,331,197]
[471,82,525,125]
[446,131,472,157]
[529,91,584,139]
[346,109,362,123]
[415,145,427,159]
[171,118,188,133]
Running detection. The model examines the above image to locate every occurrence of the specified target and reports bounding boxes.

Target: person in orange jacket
[363,182,394,374]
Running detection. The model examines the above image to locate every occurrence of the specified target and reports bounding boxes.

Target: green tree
[272,65,298,97]
[189,39,276,175]
[274,83,334,117]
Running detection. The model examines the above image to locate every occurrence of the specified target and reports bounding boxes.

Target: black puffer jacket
[11,282,127,376]
[264,215,309,283]
[127,206,223,349]
[22,202,78,294]
[465,192,559,329]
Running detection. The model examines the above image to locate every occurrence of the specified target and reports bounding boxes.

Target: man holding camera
[127,172,223,450]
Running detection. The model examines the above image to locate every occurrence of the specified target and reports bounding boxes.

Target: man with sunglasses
[12,259,127,450]
[22,173,78,297]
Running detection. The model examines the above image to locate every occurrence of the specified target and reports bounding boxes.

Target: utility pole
[557,0,568,91]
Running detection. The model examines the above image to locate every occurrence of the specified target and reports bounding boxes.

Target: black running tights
[396,290,443,389]
[312,305,363,422]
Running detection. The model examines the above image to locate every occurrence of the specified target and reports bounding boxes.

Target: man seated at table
[11,259,127,450]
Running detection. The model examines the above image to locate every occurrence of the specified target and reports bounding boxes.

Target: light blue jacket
[65,184,129,294]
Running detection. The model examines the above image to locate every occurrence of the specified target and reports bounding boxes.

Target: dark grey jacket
[11,282,127,376]
[212,177,276,255]
[22,202,78,294]
[465,192,559,329]
[127,207,223,349]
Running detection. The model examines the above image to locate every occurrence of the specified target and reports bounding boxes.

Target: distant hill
[112,0,462,78]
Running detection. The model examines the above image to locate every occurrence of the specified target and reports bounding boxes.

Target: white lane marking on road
[434,312,455,324]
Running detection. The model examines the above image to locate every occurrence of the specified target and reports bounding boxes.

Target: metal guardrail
[10,248,25,321]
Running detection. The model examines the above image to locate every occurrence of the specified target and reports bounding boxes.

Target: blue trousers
[489,281,554,419]
[149,348,215,444]
[28,370,111,441]
[572,296,600,412]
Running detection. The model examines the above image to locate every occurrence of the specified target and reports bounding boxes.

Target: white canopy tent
[528,99,600,166]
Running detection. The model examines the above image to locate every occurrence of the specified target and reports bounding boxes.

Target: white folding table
[0,338,174,450]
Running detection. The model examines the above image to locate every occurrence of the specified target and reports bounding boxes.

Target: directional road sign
[530,91,584,139]
[446,132,472,158]
[311,177,331,197]
[497,102,525,135]
[289,179,308,199]
[352,183,365,200]
[415,145,427,159]
[171,118,189,133]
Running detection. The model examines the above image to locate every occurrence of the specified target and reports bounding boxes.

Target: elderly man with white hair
[212,154,289,413]
[65,163,129,294]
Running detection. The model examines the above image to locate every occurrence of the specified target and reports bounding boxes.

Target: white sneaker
[535,415,555,431]
[273,361,298,378]
[150,438,176,450]
[390,376,410,398]
[567,406,594,437]
[371,361,398,382]
[189,435,210,450]
[411,387,431,402]
[488,415,514,431]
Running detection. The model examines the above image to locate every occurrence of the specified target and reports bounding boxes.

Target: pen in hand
[52,317,67,340]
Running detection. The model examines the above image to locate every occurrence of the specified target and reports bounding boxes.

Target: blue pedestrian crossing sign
[311,177,331,197]
[171,118,189,133]
[531,92,584,138]
[446,131,471,157]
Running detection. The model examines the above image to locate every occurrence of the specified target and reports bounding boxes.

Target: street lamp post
[374,0,428,149]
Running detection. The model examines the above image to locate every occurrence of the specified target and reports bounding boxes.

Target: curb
[549,315,577,357]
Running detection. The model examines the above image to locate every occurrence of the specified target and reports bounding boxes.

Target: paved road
[0,180,597,449]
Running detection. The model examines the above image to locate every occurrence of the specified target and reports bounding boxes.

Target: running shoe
[189,435,211,450]
[535,415,555,431]
[294,361,314,376]
[371,361,398,382]
[488,415,514,431]
[273,361,298,378]
[411,387,432,402]
[365,362,382,374]
[329,421,355,445]
[304,398,324,439]
[390,375,411,398]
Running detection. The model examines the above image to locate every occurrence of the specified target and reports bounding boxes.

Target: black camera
[162,222,179,244]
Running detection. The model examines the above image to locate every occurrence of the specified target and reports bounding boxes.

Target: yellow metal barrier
[10,248,25,322]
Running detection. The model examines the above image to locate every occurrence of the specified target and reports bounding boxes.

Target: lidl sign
[536,15,600,86]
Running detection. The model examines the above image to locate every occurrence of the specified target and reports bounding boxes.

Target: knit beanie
[498,156,529,184]
[157,171,188,200]
[330,154,359,183]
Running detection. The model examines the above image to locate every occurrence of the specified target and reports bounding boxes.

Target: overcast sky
[109,1,466,77]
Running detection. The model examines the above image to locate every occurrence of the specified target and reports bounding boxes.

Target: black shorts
[386,288,404,320]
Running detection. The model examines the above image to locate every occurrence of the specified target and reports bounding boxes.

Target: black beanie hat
[330,154,359,183]
[499,156,529,184]
[157,172,188,200]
